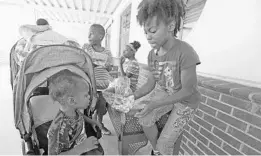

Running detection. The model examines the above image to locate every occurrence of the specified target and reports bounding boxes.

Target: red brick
[251,93,261,105]
[184,124,190,131]
[182,136,187,143]
[200,127,222,146]
[222,142,243,155]
[209,142,228,155]
[214,83,247,95]
[193,116,212,131]
[204,113,227,131]
[228,126,261,152]
[202,80,230,90]
[231,87,261,102]
[198,103,216,116]
[190,128,208,145]
[201,95,207,103]
[255,105,261,117]
[241,145,261,155]
[187,141,204,155]
[217,112,247,131]
[213,127,241,149]
[197,76,215,83]
[195,109,203,118]
[206,98,232,114]
[197,75,208,81]
[181,143,193,155]
[199,87,221,100]
[179,147,184,154]
[248,125,261,141]
[197,141,216,155]
[233,108,261,128]
[188,120,200,131]
[221,94,252,111]
[198,77,216,86]
[183,130,196,144]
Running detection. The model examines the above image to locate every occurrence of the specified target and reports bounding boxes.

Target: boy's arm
[105,49,113,71]
[119,60,126,76]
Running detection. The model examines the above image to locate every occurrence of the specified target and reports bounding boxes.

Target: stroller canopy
[13,45,97,136]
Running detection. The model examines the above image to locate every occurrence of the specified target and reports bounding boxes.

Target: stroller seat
[30,95,59,155]
[30,95,60,128]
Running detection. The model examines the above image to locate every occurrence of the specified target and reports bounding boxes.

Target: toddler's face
[71,81,91,109]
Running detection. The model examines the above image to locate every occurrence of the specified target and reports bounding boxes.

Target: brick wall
[180,75,261,155]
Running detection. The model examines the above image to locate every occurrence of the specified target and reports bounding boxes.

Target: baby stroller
[11,45,103,155]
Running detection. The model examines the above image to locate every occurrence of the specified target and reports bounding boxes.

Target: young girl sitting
[47,70,102,155]
[119,41,141,92]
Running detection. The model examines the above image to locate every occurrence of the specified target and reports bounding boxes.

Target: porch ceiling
[0,0,206,27]
[0,0,123,26]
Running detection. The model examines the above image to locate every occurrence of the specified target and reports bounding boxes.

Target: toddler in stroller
[47,70,102,155]
[12,45,104,155]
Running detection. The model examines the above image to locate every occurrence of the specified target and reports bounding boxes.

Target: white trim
[25,3,112,18]
[198,72,261,89]
[104,18,113,29]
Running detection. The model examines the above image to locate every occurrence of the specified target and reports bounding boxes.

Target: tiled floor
[0,65,151,155]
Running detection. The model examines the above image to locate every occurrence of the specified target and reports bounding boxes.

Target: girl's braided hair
[136,0,185,37]
[130,41,141,51]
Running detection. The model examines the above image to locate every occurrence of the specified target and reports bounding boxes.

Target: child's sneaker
[151,150,162,155]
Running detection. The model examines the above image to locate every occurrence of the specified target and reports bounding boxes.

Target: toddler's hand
[79,136,98,152]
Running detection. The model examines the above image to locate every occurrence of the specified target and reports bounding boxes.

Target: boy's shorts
[95,92,107,116]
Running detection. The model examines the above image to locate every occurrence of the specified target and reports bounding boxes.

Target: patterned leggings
[156,103,196,155]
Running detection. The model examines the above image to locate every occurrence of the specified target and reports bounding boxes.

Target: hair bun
[132,41,141,51]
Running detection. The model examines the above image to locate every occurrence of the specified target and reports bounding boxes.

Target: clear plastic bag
[103,76,135,113]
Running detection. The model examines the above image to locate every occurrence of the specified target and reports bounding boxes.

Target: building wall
[180,76,261,155]
[109,0,151,63]
[50,21,89,46]
[108,0,132,58]
[184,0,261,86]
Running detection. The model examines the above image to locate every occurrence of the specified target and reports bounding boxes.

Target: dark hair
[130,41,141,51]
[90,24,106,40]
[49,70,88,104]
[36,18,49,26]
[136,0,185,37]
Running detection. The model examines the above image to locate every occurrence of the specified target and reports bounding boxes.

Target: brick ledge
[197,75,261,105]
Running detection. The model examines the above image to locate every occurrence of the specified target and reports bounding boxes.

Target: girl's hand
[92,120,103,132]
[135,102,154,118]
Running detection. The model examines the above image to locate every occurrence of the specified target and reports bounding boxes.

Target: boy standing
[82,24,113,135]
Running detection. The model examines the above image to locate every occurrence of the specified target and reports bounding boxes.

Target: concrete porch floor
[0,65,152,155]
